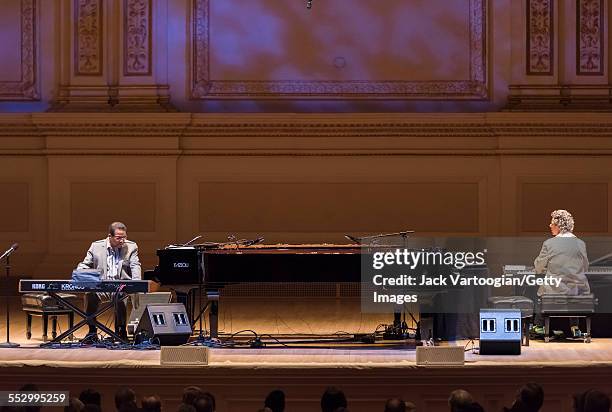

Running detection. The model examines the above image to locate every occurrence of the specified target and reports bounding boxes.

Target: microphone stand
[0,254,19,348]
[190,248,213,346]
[346,231,416,343]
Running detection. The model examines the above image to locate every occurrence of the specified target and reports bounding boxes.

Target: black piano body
[202,244,362,286]
[147,245,363,335]
[149,247,203,285]
[149,244,470,339]
[149,244,363,285]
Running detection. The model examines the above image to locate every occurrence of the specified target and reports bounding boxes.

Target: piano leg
[26,313,32,340]
[207,292,219,339]
[51,316,57,340]
[42,315,48,342]
[586,316,592,343]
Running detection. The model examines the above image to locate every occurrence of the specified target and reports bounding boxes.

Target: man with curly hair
[532,210,590,338]
[534,209,590,296]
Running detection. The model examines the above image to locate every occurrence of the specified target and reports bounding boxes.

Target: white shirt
[105,238,121,280]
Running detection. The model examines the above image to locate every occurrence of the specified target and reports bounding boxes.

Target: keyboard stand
[40,292,129,347]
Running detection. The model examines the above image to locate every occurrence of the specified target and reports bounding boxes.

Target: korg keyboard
[19,279,152,294]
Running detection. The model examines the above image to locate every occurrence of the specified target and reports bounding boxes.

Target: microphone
[306,0,313,9]
[0,243,18,261]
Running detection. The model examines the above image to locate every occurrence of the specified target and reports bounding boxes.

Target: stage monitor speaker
[416,346,465,366]
[160,346,208,366]
[479,308,522,355]
[136,303,192,346]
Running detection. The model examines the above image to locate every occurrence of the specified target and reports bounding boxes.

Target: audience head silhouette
[583,390,611,412]
[265,390,286,412]
[449,389,474,412]
[114,387,137,411]
[182,386,205,406]
[79,389,102,407]
[321,387,348,412]
[194,393,215,412]
[384,397,406,412]
[141,394,162,412]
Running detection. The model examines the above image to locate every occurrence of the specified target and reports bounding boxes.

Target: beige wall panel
[0,156,47,275]
[0,183,29,232]
[198,182,479,234]
[0,157,46,245]
[520,182,608,233]
[179,156,499,243]
[46,155,177,274]
[500,156,612,235]
[70,182,156,232]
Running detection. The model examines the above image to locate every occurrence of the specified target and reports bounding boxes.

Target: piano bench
[21,293,77,342]
[540,294,596,343]
[488,296,534,346]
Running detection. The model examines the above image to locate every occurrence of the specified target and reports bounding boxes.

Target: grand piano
[147,244,363,338]
[148,241,477,341]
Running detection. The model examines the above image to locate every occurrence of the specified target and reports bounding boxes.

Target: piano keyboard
[19,279,152,294]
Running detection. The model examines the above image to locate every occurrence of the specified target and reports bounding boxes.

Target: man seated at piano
[76,221,141,340]
[533,209,590,335]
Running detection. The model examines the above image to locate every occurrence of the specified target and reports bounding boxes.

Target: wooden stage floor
[1,336,612,412]
[1,299,612,412]
[0,338,612,368]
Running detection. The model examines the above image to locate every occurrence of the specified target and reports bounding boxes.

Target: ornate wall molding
[576,0,604,75]
[526,0,554,75]
[191,0,488,100]
[124,0,152,76]
[5,113,612,145]
[0,0,38,100]
[74,0,103,76]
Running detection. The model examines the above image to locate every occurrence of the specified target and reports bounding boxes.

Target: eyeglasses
[111,235,127,240]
